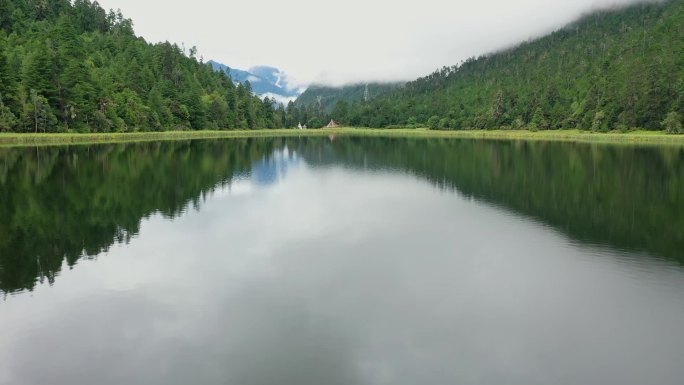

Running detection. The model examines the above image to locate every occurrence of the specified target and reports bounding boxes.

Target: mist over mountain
[296,83,403,112]
[208,60,304,105]
[310,0,684,131]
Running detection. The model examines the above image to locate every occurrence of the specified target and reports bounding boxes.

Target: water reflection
[0,139,279,294]
[1,137,684,385]
[1,137,683,295]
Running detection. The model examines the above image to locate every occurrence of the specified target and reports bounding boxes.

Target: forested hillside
[3,1,683,134]
[0,0,284,133]
[296,83,402,112]
[331,0,684,131]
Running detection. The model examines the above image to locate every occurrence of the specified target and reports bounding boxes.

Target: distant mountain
[296,83,404,112]
[207,60,253,84]
[208,60,303,104]
[249,66,286,88]
[209,60,403,110]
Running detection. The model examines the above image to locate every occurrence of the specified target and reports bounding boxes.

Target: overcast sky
[97,0,655,87]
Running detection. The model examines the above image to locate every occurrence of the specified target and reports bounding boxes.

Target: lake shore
[1,128,683,147]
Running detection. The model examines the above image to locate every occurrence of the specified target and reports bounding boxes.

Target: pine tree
[24,40,59,110]
[529,107,547,131]
[0,37,19,113]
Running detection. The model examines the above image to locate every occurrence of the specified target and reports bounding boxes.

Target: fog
[96,0,661,86]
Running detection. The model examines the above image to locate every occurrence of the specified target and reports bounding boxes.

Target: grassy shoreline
[1,128,683,147]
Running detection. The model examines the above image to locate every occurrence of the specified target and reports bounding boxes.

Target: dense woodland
[295,83,401,113]
[0,0,286,133]
[301,0,684,132]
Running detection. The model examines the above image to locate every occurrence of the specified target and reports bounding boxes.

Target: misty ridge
[289,0,673,87]
[303,0,671,88]
[475,0,667,58]
[91,0,675,87]
[294,0,683,132]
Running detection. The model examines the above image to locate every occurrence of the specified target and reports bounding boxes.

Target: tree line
[0,0,287,133]
[299,0,684,133]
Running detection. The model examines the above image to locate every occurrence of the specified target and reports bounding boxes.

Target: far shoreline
[1,128,683,147]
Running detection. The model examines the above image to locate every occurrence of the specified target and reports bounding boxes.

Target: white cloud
[272,71,283,88]
[97,0,660,86]
[261,93,298,106]
[279,73,308,95]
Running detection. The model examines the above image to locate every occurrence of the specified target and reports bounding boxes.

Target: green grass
[1,127,683,147]
[0,129,332,147]
[342,128,684,145]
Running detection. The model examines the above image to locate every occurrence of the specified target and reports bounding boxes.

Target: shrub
[427,115,440,130]
[592,110,607,132]
[662,111,683,134]
[307,117,323,129]
[438,118,450,130]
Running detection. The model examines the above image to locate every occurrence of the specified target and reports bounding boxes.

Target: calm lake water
[1,137,684,385]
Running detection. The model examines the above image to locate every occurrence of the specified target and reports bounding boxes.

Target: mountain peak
[209,61,304,104]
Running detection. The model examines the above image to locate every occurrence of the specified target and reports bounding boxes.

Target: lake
[1,136,683,385]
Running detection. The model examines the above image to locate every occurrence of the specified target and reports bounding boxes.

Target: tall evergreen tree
[0,0,280,133]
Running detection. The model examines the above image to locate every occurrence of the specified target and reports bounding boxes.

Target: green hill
[337,0,684,131]
[0,0,283,133]
[296,83,402,112]
[290,83,403,128]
